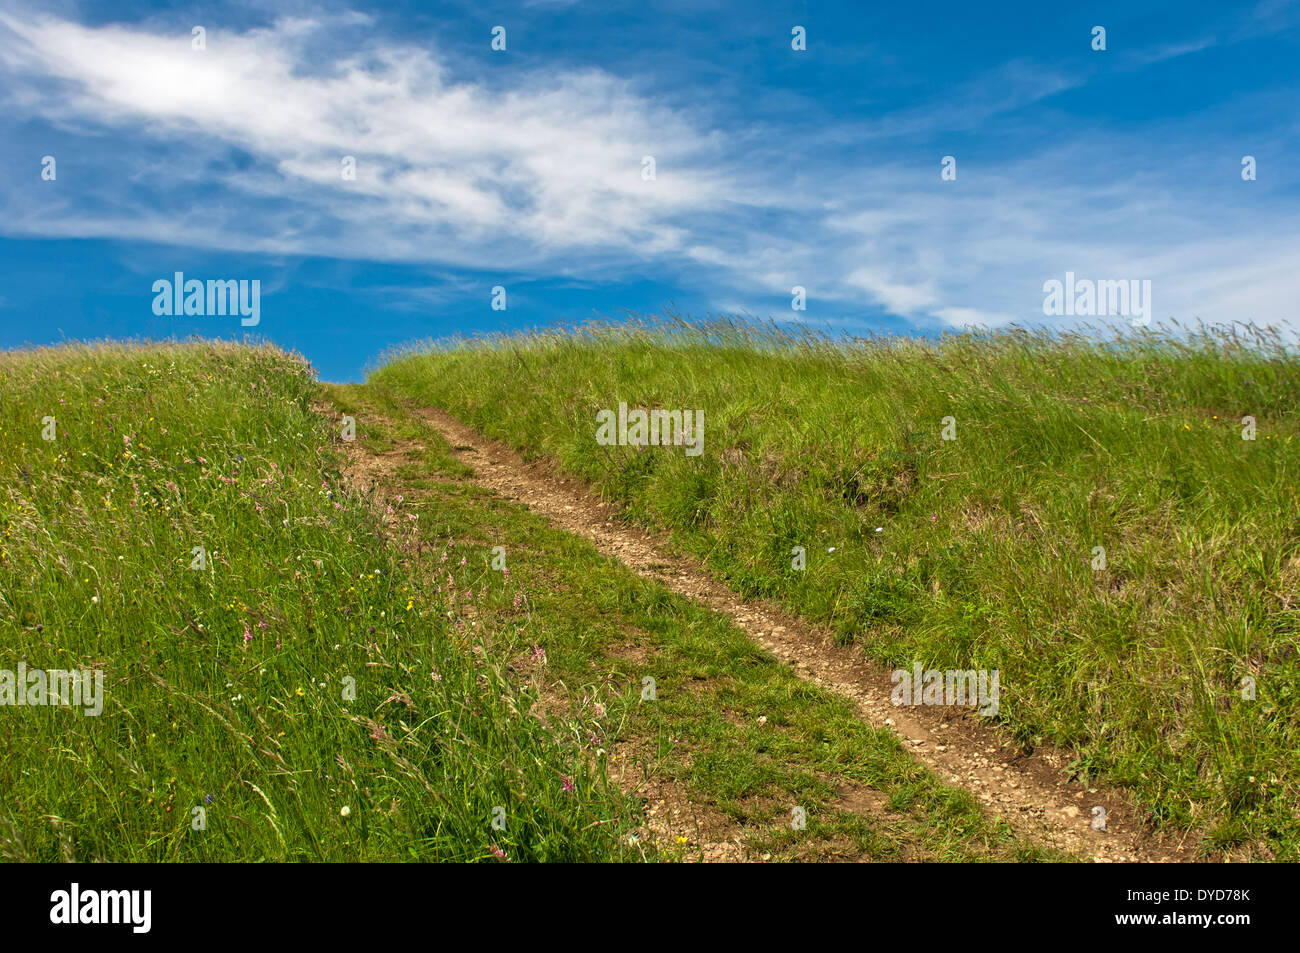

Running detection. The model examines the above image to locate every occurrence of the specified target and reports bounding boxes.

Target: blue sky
[0,0,1296,380]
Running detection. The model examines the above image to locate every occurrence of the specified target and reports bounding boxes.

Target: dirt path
[406,403,1201,863]
[323,395,756,861]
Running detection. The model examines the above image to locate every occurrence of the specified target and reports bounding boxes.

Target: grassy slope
[324,382,1059,861]
[372,320,1300,858]
[0,341,1045,863]
[0,342,641,861]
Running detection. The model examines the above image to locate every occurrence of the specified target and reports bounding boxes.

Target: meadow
[0,342,642,861]
[372,318,1300,858]
[0,339,1044,862]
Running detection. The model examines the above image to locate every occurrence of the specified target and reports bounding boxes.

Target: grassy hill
[0,339,1051,862]
[0,342,642,861]
[372,319,1300,858]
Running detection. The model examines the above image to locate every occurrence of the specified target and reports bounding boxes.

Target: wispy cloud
[0,12,734,261]
[0,7,1296,333]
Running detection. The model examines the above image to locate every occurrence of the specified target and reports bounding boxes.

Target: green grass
[371,317,1300,859]
[323,382,1061,861]
[0,339,1049,863]
[0,342,643,861]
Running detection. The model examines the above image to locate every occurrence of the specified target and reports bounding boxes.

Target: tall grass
[374,317,1300,858]
[325,382,1063,861]
[0,341,641,861]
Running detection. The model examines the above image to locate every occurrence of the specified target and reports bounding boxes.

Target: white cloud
[0,12,727,265]
[0,10,1295,335]
[844,267,937,315]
